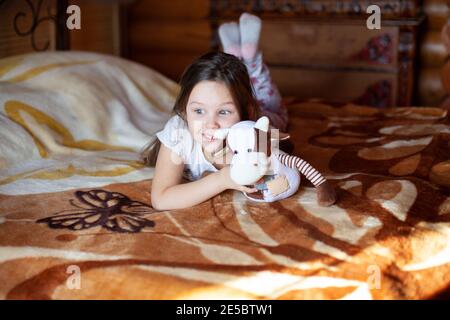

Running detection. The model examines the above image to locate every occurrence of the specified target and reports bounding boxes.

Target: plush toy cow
[214,116,336,206]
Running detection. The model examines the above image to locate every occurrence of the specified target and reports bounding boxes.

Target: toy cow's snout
[230,150,270,185]
[213,116,274,185]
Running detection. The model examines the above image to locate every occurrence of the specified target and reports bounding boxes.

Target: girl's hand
[219,166,258,194]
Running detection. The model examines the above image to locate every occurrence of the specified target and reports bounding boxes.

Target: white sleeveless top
[156,115,218,181]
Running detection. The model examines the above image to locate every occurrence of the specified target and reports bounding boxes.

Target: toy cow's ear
[254,116,269,132]
[267,124,290,141]
[279,132,290,140]
[213,128,230,140]
[270,131,290,141]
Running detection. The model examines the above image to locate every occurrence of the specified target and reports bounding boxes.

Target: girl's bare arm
[151,144,256,210]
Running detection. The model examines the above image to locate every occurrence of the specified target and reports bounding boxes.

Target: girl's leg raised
[218,13,288,131]
[239,13,288,132]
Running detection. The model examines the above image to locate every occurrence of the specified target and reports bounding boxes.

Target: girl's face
[186,80,241,153]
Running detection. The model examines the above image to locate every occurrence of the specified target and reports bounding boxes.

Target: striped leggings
[243,53,288,132]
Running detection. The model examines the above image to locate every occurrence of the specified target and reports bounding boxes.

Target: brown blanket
[1,101,449,300]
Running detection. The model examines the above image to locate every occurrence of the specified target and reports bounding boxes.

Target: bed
[1,50,450,299]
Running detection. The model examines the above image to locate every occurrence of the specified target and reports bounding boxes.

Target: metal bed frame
[0,0,70,52]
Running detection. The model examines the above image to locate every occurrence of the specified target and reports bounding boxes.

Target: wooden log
[70,1,119,55]
[420,30,448,67]
[424,0,449,30]
[128,0,209,20]
[418,67,446,106]
[129,51,205,81]
[440,96,450,110]
[128,20,211,53]
[441,60,450,94]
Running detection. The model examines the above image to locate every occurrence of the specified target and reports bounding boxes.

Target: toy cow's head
[214,116,289,185]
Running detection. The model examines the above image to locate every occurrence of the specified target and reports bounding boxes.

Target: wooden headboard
[0,0,70,58]
[0,0,127,59]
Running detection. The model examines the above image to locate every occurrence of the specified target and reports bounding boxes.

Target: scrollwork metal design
[0,0,68,51]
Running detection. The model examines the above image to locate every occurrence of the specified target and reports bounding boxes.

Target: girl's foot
[239,13,261,62]
[218,22,241,58]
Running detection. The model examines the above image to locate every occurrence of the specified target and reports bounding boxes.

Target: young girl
[141,13,335,210]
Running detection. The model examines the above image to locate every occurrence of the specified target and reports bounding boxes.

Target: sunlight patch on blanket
[297,188,382,245]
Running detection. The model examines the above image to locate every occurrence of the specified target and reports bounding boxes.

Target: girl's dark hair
[140,51,260,167]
